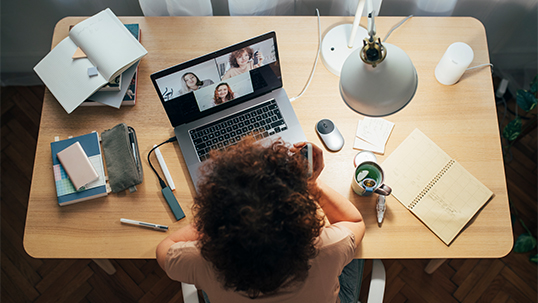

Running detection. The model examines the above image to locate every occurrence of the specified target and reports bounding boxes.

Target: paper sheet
[353,118,394,154]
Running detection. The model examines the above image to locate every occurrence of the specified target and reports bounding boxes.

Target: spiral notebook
[382,129,493,245]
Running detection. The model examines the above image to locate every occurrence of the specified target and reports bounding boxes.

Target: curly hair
[229,47,254,68]
[193,138,324,298]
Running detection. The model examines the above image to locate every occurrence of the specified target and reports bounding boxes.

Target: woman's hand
[255,51,263,67]
[291,142,324,181]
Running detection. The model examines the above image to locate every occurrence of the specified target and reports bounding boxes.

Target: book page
[412,161,493,244]
[69,8,147,81]
[382,129,452,206]
[33,37,108,113]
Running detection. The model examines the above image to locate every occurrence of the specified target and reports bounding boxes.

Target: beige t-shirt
[165,222,356,303]
[221,61,255,80]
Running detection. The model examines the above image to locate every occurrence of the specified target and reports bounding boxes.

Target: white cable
[290,8,321,102]
[383,15,413,42]
[466,63,493,70]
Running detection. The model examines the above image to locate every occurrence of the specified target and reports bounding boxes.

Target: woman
[180,72,214,95]
[213,83,235,105]
[221,47,263,80]
[156,138,366,303]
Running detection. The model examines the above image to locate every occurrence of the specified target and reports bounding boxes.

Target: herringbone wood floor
[1,84,536,302]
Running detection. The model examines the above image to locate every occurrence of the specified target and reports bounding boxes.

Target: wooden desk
[24,17,513,265]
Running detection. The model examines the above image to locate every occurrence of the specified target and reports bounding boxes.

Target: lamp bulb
[360,36,386,68]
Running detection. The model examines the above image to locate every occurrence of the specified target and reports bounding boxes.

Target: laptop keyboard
[189,99,287,161]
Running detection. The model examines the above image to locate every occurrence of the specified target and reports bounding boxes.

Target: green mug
[351,161,391,196]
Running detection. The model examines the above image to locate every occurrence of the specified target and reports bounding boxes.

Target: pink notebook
[56,141,99,190]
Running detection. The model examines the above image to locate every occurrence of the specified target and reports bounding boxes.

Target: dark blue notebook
[51,132,108,206]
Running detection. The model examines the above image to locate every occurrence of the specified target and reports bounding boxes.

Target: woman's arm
[316,179,363,224]
[292,142,365,247]
[316,179,365,248]
[156,223,200,270]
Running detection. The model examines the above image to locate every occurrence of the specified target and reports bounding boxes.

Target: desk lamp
[321,0,418,117]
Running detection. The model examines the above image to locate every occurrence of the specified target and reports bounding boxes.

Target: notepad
[353,117,394,154]
[382,129,493,245]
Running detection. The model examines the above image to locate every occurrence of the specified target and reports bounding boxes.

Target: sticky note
[353,118,394,154]
[72,47,87,59]
[87,66,98,77]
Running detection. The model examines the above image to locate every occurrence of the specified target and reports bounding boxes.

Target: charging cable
[290,8,321,102]
[291,11,411,102]
[383,15,413,42]
[147,136,185,221]
[147,136,177,189]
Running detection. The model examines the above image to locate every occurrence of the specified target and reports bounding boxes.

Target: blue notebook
[51,132,108,206]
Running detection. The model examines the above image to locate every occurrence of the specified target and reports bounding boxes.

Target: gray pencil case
[101,123,143,193]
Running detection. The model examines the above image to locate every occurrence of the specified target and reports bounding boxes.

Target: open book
[34,8,147,114]
[382,129,493,245]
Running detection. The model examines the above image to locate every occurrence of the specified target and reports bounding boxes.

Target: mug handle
[375,184,392,196]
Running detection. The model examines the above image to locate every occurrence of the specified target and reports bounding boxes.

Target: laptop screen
[150,32,282,127]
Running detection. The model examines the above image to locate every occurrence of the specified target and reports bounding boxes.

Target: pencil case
[101,123,143,193]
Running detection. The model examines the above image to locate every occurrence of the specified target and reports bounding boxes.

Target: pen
[376,195,386,226]
[153,145,175,191]
[120,218,168,231]
[129,132,137,165]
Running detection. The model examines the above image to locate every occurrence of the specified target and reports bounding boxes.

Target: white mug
[351,160,391,196]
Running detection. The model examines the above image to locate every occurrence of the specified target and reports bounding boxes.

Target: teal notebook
[51,132,108,206]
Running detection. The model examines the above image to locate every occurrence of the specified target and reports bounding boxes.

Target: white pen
[376,195,386,226]
[120,218,168,231]
[153,145,175,191]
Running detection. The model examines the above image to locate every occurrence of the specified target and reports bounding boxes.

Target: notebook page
[33,37,108,114]
[69,8,147,81]
[382,129,452,207]
[412,161,493,244]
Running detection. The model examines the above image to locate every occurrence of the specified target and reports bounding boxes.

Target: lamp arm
[347,0,367,48]
[367,10,376,38]
[359,0,385,68]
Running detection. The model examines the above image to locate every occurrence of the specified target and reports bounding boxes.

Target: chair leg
[366,259,386,303]
[424,258,446,274]
[182,282,200,303]
[92,259,116,275]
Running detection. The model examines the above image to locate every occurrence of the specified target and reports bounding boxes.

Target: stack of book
[51,132,108,206]
[33,8,147,113]
[81,23,141,107]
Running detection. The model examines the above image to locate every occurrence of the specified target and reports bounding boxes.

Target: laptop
[150,31,307,189]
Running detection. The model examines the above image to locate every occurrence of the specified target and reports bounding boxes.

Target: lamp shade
[340,43,418,117]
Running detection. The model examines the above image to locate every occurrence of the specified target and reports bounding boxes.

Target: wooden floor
[1,85,536,303]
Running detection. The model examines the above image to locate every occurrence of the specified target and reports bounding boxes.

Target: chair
[138,0,383,16]
[181,259,386,303]
[138,0,213,16]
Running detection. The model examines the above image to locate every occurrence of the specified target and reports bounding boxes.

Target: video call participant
[156,138,366,303]
[221,47,263,80]
[213,83,236,106]
[180,72,214,95]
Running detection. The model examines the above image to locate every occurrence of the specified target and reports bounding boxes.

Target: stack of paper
[353,117,394,154]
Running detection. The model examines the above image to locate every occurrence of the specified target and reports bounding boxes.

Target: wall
[0,0,143,86]
[1,0,536,92]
